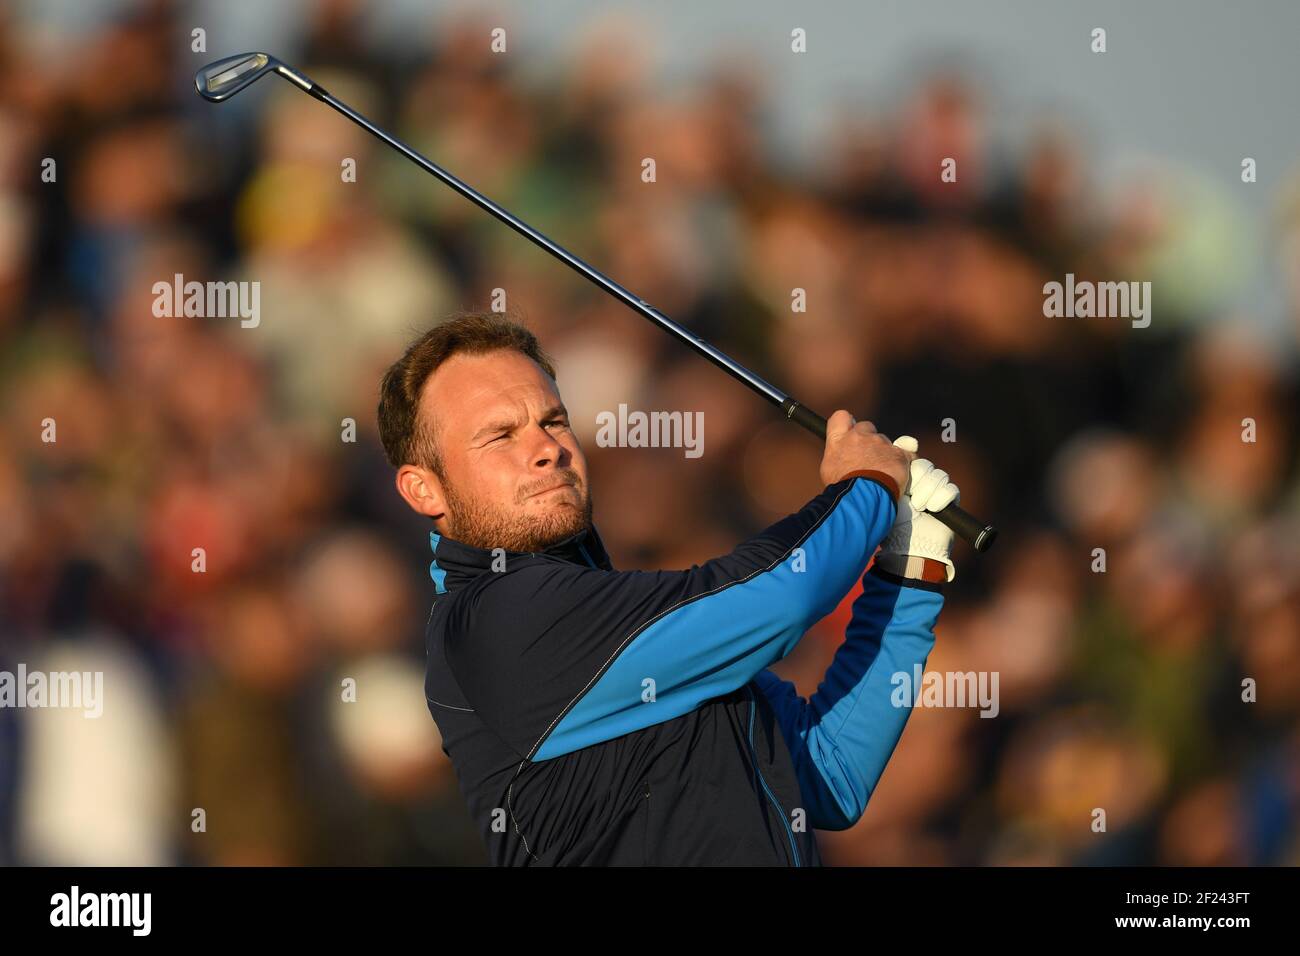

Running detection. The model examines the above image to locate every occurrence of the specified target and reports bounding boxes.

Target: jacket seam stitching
[506,761,542,863]
[425,696,474,712]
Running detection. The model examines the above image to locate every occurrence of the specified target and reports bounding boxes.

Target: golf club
[195,52,998,552]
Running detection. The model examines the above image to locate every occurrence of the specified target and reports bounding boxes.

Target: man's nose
[524,421,566,468]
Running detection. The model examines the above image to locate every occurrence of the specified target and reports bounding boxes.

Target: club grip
[932,500,998,553]
[782,400,998,553]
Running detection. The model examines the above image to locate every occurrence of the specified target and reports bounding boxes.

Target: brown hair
[377,311,557,473]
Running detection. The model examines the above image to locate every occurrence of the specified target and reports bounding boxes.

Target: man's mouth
[526,481,578,500]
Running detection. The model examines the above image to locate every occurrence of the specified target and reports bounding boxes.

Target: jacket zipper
[744,685,801,867]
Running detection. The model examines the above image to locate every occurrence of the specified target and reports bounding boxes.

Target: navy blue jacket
[422,473,945,865]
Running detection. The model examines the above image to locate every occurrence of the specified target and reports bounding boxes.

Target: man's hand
[876,436,960,583]
[820,410,913,498]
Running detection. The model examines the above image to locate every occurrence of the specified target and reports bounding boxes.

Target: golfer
[378,312,960,866]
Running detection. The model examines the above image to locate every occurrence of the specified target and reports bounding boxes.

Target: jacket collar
[428,523,613,594]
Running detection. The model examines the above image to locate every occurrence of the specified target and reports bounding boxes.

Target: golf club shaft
[305,83,997,552]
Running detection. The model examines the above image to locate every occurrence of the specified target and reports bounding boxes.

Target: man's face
[406,349,592,552]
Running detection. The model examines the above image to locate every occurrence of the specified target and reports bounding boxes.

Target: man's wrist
[838,469,901,502]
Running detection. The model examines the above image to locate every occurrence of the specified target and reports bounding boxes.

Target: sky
[19,0,1300,327]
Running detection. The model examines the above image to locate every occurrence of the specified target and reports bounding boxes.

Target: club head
[195,52,315,102]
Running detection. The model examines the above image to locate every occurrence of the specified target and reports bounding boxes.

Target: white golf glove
[877,436,959,583]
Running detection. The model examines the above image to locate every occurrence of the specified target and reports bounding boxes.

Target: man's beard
[440,468,593,553]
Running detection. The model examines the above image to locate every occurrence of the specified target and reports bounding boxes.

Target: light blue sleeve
[532,477,897,761]
[754,566,944,830]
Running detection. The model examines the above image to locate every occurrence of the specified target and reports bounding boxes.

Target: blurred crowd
[1,0,1298,866]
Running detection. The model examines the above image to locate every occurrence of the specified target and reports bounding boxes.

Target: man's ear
[395,464,447,521]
